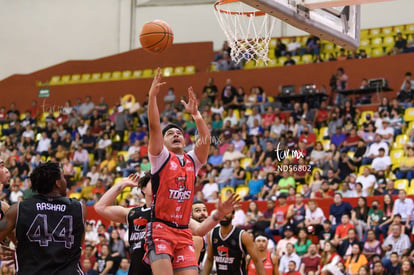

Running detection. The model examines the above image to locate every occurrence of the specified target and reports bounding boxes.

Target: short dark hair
[138,172,151,189]
[162,123,184,137]
[30,162,61,194]
[193,200,206,206]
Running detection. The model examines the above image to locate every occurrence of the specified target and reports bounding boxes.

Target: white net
[214,0,277,65]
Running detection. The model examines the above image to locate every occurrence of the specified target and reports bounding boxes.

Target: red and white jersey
[149,146,202,227]
[247,251,274,275]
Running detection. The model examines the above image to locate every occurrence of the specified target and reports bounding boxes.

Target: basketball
[139,20,174,54]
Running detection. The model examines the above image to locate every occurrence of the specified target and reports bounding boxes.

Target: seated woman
[344,244,368,275]
[242,201,263,232]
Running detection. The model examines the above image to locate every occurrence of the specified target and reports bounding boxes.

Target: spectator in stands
[72,143,90,176]
[221,78,237,108]
[217,160,233,189]
[243,200,263,232]
[284,52,296,66]
[333,213,355,247]
[396,146,414,181]
[392,189,413,232]
[365,201,383,238]
[35,131,51,156]
[294,228,312,256]
[274,38,287,58]
[363,228,382,259]
[303,36,320,55]
[329,193,353,227]
[300,243,321,274]
[362,134,389,165]
[270,116,286,138]
[278,170,295,194]
[371,147,391,179]
[203,77,218,102]
[351,197,370,241]
[232,203,246,228]
[246,170,264,200]
[376,119,394,144]
[207,146,223,168]
[356,166,375,194]
[121,151,139,177]
[394,32,407,54]
[381,224,411,267]
[275,225,297,257]
[252,198,275,233]
[397,81,413,108]
[287,37,301,56]
[320,241,342,274]
[344,243,368,275]
[79,96,95,119]
[313,180,334,199]
[266,193,289,243]
[279,243,301,274]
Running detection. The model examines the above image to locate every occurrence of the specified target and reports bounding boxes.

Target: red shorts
[146,221,197,270]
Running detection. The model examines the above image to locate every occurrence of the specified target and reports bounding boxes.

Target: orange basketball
[139,20,174,54]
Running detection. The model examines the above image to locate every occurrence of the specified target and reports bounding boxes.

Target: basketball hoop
[214,0,276,65]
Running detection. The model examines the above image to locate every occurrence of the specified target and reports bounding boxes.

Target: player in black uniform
[94,172,239,275]
[95,173,151,275]
[202,211,266,275]
[0,162,85,275]
[191,200,208,268]
[0,160,11,219]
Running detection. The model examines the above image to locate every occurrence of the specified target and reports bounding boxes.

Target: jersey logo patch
[170,161,178,170]
[217,245,229,257]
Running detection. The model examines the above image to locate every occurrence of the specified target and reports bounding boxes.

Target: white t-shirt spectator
[202,183,219,202]
[371,156,391,171]
[375,126,394,144]
[356,174,376,192]
[9,188,23,204]
[36,137,51,153]
[393,198,414,223]
[232,139,246,153]
[365,141,389,157]
[232,208,246,227]
[305,207,326,225]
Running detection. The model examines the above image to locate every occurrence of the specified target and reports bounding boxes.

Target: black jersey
[126,205,151,275]
[198,237,206,267]
[211,226,247,275]
[15,194,84,275]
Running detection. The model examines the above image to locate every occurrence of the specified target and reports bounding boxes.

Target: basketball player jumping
[0,162,85,275]
[94,172,239,275]
[147,68,230,275]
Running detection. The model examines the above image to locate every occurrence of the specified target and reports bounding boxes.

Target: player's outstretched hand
[181,87,199,116]
[0,244,15,266]
[119,173,140,188]
[216,193,241,217]
[149,68,166,97]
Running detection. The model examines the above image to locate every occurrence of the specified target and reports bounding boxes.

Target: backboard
[239,0,361,50]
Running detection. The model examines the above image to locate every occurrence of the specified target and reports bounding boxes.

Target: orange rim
[214,0,266,17]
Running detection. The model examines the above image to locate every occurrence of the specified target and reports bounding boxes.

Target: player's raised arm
[0,204,17,242]
[189,193,240,236]
[94,174,139,223]
[148,68,166,156]
[181,87,210,164]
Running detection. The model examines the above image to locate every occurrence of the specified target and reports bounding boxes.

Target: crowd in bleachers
[1,63,414,274]
[213,23,414,70]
